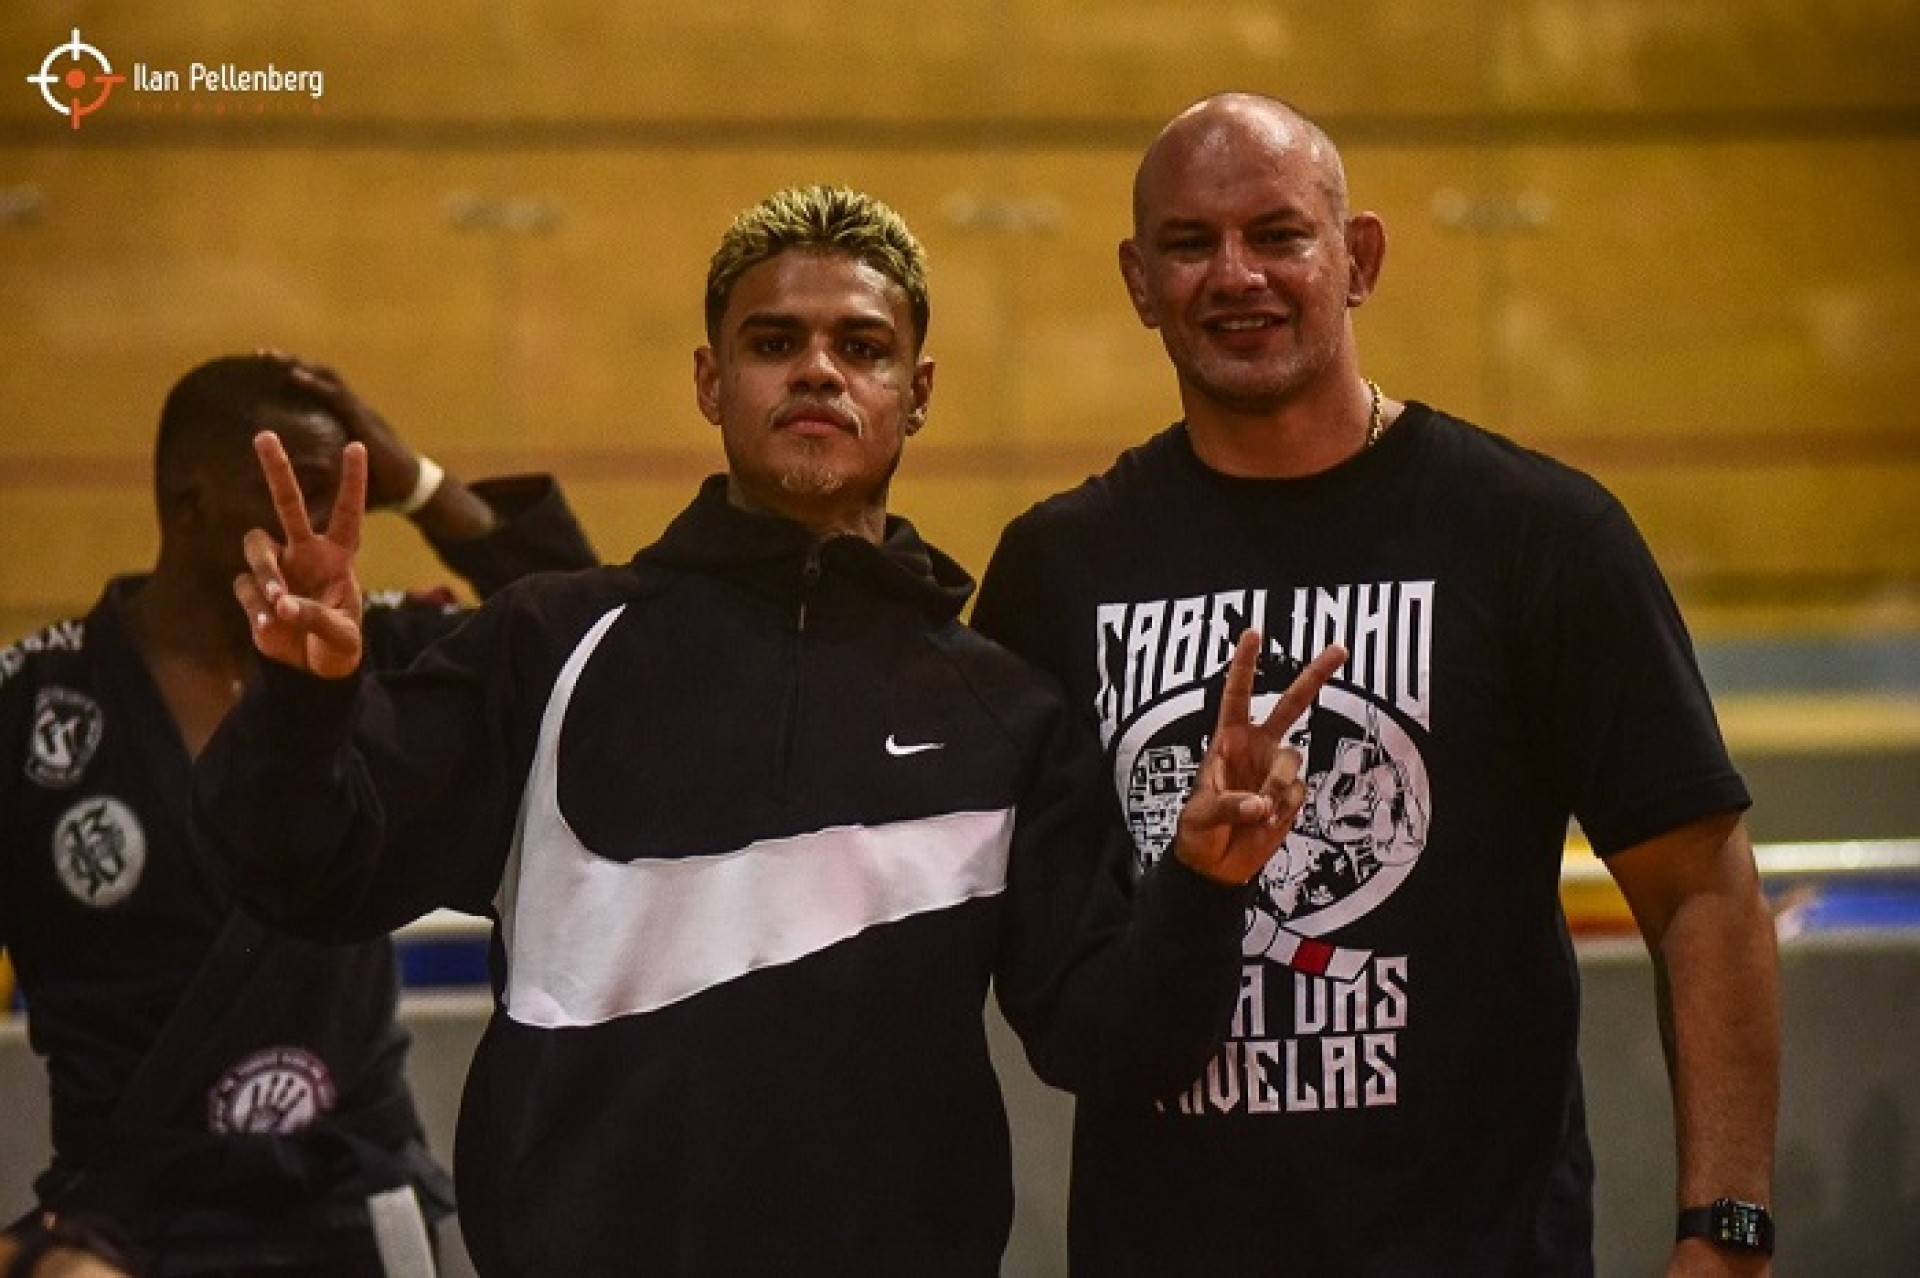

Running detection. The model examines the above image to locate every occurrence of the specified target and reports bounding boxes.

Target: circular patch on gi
[207,1046,338,1135]
[27,687,104,788]
[51,796,146,908]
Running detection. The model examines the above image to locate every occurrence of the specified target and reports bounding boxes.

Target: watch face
[1711,1199,1774,1253]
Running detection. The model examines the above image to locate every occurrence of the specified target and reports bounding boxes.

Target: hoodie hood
[634,475,973,623]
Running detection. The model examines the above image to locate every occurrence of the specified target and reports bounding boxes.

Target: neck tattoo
[1363,379,1387,449]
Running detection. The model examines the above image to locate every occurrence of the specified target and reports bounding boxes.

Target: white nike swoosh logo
[885,735,945,757]
[497,605,1015,1029]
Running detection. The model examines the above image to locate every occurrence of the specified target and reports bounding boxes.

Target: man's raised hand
[1172,631,1347,886]
[267,352,420,510]
[235,430,368,679]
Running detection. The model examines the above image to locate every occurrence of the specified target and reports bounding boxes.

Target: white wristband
[396,455,445,516]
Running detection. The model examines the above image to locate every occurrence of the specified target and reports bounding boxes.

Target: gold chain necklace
[1363,379,1386,449]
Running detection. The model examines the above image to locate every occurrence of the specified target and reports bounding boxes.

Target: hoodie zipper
[777,544,824,795]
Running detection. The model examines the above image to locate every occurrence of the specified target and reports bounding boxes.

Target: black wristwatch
[1676,1198,1774,1255]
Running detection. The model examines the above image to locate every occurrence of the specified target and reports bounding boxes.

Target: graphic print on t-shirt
[1093,581,1433,1115]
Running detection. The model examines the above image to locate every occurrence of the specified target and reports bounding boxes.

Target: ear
[163,473,209,533]
[1344,212,1387,307]
[905,356,935,437]
[693,346,722,426]
[1118,238,1160,329]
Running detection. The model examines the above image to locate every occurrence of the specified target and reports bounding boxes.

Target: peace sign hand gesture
[233,430,368,679]
[1172,631,1346,887]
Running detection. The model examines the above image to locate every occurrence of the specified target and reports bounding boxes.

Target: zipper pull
[797,544,824,632]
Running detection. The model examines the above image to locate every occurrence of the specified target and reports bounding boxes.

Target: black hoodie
[195,476,1250,1276]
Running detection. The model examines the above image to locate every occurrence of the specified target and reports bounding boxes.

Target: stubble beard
[1180,330,1337,418]
[777,437,849,498]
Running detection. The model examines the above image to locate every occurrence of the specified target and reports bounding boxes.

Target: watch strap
[1677,1198,1774,1255]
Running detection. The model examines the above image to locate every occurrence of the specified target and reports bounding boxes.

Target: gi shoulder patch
[27,686,104,787]
[51,795,146,908]
[208,1046,338,1135]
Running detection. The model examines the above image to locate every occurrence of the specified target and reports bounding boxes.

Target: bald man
[974,94,1779,1275]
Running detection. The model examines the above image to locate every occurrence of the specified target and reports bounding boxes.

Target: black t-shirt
[974,405,1749,1276]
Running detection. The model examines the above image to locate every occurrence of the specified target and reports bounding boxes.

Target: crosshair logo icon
[26,29,126,130]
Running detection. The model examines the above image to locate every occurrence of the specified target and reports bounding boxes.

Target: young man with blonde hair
[195,185,1343,1274]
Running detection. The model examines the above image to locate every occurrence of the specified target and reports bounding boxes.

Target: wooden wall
[2,0,1916,640]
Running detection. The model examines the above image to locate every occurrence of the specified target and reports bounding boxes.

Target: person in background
[193,185,1343,1275]
[973,93,1779,1275]
[0,353,596,1275]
